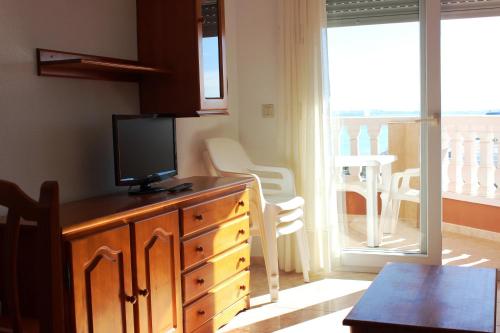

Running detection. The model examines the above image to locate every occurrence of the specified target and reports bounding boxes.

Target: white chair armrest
[391,168,420,193]
[250,164,292,174]
[402,168,420,177]
[215,170,253,178]
[269,196,304,212]
[249,164,296,195]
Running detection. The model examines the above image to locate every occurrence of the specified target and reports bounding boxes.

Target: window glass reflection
[201,0,221,98]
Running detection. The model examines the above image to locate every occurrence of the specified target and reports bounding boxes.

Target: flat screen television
[112,114,177,195]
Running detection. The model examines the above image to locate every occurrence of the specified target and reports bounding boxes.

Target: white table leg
[365,165,380,247]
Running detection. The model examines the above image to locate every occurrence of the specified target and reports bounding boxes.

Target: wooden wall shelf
[37,48,169,82]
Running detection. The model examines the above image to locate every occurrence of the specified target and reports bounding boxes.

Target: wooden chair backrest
[0,180,64,333]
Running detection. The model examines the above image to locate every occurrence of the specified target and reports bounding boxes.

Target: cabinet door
[69,225,134,333]
[133,211,183,333]
[197,0,228,113]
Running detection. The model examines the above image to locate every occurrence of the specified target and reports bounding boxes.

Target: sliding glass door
[327,0,442,270]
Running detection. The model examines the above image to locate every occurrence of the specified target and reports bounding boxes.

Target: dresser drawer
[183,243,250,303]
[184,270,250,333]
[181,190,249,237]
[182,215,249,270]
[191,297,249,333]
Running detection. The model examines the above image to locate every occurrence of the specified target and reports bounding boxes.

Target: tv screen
[113,115,177,193]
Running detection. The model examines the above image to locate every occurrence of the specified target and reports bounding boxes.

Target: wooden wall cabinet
[137,0,228,117]
[37,1,229,117]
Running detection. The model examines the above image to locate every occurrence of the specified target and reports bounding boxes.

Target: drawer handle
[125,295,137,304]
[238,229,246,235]
[238,200,245,207]
[239,257,246,263]
[197,309,206,315]
[195,214,204,221]
[195,246,204,253]
[240,285,247,291]
[196,278,205,285]
[138,289,150,298]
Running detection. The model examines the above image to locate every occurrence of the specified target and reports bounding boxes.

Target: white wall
[0,0,239,202]
[232,0,283,256]
[234,0,285,166]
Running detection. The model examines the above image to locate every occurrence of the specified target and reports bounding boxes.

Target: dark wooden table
[343,263,497,333]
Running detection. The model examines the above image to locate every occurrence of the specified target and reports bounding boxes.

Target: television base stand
[128,183,167,195]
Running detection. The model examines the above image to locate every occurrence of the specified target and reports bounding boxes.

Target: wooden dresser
[59,176,252,333]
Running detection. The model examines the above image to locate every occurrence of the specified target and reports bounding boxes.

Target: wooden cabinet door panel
[69,225,134,333]
[134,211,183,333]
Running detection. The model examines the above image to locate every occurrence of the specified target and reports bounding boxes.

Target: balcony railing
[443,116,500,207]
[338,115,500,207]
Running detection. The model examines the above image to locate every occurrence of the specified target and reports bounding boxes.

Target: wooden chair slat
[0,182,41,222]
[4,211,22,332]
[0,180,64,333]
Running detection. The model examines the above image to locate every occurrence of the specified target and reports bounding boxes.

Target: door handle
[388,114,440,126]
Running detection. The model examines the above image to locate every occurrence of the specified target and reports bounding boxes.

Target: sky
[202,36,221,98]
[327,16,500,114]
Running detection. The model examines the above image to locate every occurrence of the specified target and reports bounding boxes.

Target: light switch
[262,104,275,118]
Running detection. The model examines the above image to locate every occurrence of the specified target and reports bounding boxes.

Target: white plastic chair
[382,148,449,234]
[204,137,310,302]
[382,168,420,234]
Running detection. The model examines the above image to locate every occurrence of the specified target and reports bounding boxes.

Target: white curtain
[277,0,340,273]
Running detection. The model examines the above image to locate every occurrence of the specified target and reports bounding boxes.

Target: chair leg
[391,199,402,234]
[263,244,280,302]
[248,235,253,254]
[380,192,392,234]
[260,218,280,302]
[337,191,347,230]
[295,226,310,282]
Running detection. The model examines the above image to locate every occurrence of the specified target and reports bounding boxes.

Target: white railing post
[448,126,464,194]
[461,126,479,195]
[442,126,451,192]
[346,125,361,182]
[477,126,496,197]
[495,126,500,198]
[367,124,382,155]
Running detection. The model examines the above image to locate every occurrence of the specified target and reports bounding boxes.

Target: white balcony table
[335,155,397,247]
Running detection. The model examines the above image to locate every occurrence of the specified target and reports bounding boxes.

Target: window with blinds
[327,0,500,27]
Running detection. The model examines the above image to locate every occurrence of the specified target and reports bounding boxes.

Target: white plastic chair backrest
[204,138,266,230]
[205,138,254,174]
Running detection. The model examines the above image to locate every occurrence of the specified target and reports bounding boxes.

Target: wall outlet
[262,104,275,118]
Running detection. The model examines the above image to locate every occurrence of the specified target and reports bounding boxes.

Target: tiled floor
[220,263,500,332]
[219,215,499,332]
[344,215,500,269]
[443,231,500,268]
[219,266,375,332]
[343,215,421,251]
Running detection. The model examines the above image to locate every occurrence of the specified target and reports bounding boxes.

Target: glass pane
[328,20,423,254]
[201,0,221,99]
[441,16,500,270]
